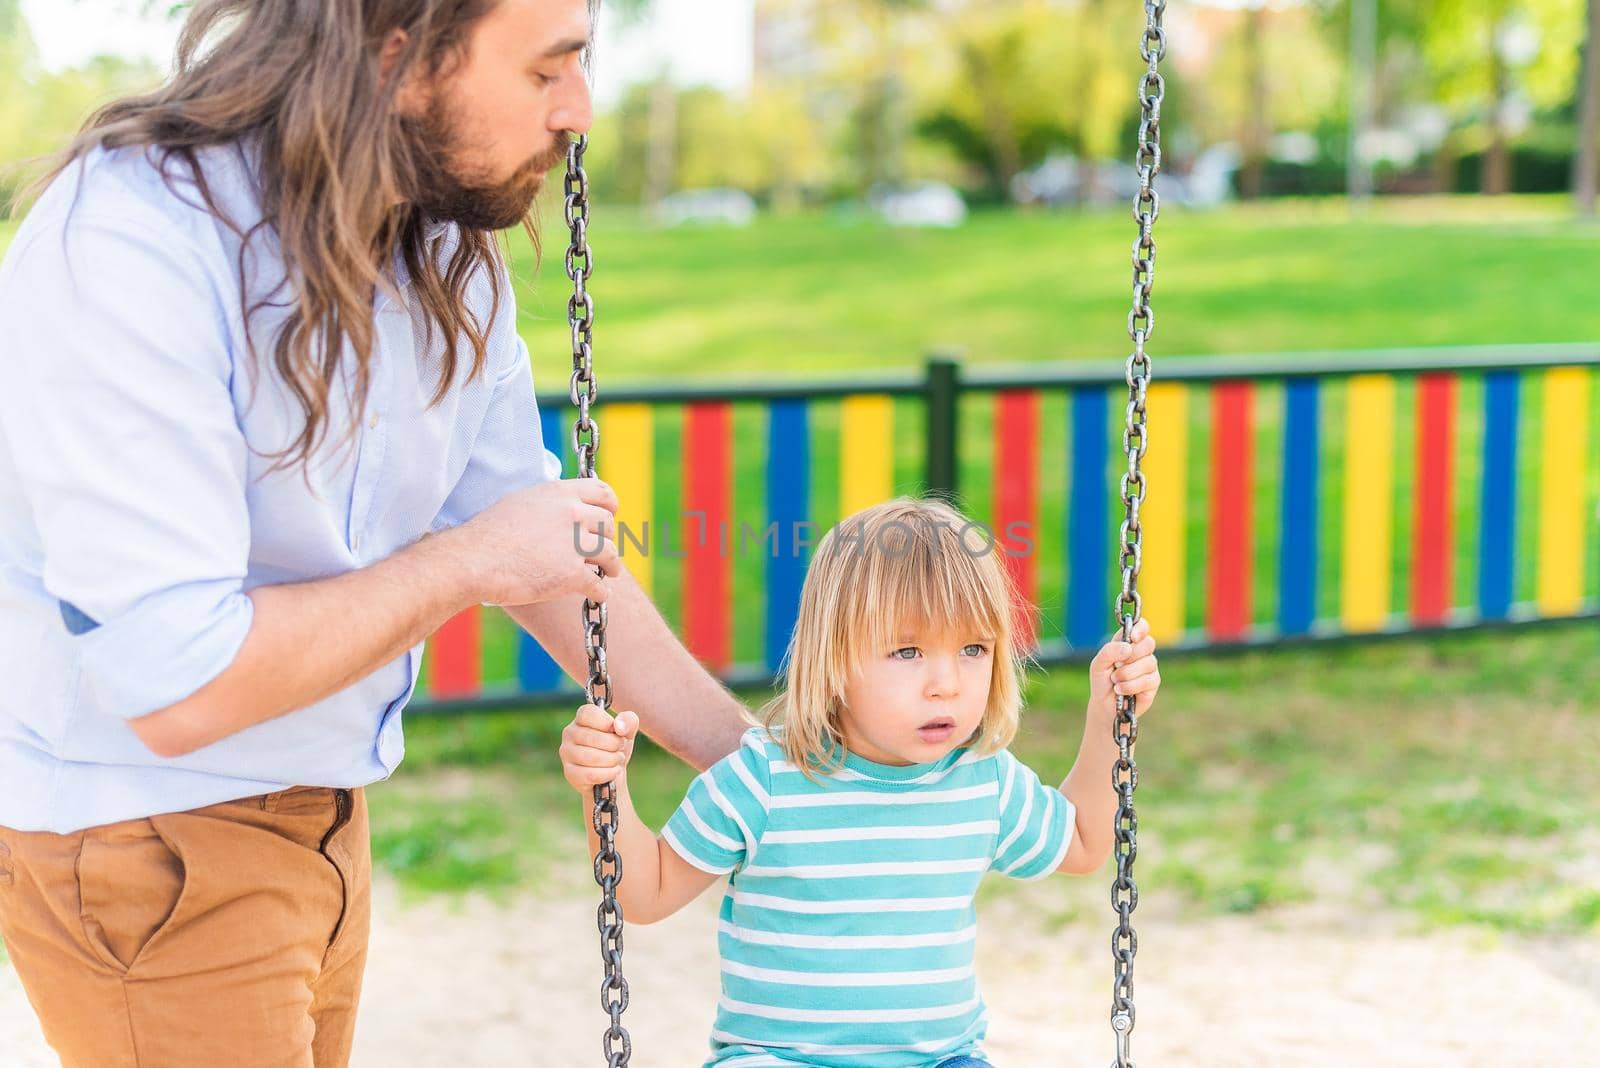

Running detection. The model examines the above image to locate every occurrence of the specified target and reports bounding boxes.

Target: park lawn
[507,192,1598,390]
[13,193,1590,379]
[6,195,1593,375]
[375,621,1600,936]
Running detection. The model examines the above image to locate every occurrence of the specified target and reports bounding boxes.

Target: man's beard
[400,97,571,232]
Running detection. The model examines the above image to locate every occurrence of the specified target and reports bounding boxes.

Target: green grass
[507,194,1600,391]
[380,622,1600,935]
[8,196,1594,378]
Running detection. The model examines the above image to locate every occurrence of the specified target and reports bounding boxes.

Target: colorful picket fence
[414,344,1599,711]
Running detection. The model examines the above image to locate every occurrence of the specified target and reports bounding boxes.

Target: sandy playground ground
[3,867,1597,1067]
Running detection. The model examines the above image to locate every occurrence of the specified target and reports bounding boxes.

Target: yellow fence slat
[1341,374,1395,632]
[1140,383,1188,641]
[600,403,655,596]
[839,394,895,517]
[1537,367,1591,615]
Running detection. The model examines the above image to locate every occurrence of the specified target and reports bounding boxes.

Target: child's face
[837,625,994,767]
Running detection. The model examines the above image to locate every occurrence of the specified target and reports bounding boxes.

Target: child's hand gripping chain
[1089,617,1160,723]
[560,703,639,791]
[1056,616,1161,877]
[559,703,722,927]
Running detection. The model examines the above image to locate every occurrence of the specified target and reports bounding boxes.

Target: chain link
[566,134,631,1068]
[564,13,1163,1060]
[1111,5,1165,1068]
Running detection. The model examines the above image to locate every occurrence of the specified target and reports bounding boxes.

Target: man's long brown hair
[29,0,549,473]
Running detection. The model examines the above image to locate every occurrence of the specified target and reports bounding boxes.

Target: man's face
[400,0,594,230]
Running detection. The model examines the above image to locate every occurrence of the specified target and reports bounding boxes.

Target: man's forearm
[132,528,480,757]
[507,566,750,772]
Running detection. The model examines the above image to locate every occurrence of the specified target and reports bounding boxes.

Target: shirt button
[368,414,380,430]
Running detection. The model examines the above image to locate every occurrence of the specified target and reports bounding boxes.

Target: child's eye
[891,647,920,660]
[962,643,989,657]
[531,70,558,87]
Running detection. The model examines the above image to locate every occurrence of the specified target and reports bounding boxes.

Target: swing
[565,4,1167,1064]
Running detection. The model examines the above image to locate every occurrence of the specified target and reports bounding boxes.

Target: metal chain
[566,134,631,1068]
[1111,5,1165,1068]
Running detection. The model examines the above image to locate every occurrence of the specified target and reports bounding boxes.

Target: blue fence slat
[1278,378,1320,635]
[541,404,570,479]
[766,399,811,674]
[517,406,569,693]
[1067,389,1109,649]
[1478,371,1519,620]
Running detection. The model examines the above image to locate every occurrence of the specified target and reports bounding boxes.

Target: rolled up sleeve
[431,271,563,532]
[0,212,254,721]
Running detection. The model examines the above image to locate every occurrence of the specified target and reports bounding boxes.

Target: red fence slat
[430,606,481,698]
[1208,382,1253,640]
[684,402,733,671]
[995,390,1040,649]
[1411,373,1455,624]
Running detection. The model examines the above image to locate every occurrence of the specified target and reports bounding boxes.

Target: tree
[742,83,830,208]
[0,0,38,210]
[812,0,932,192]
[0,5,162,216]
[1576,0,1599,214]
[1239,2,1272,198]
[595,0,680,207]
[1194,4,1342,186]
[1419,0,1583,195]
[913,4,1102,199]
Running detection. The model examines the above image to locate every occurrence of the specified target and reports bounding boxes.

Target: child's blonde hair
[757,496,1032,776]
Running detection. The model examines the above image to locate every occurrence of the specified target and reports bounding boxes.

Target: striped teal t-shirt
[661,727,1075,1068]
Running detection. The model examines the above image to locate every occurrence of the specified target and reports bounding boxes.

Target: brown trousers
[0,786,371,1068]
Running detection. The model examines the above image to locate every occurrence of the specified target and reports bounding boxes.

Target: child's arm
[561,703,720,924]
[1058,618,1160,875]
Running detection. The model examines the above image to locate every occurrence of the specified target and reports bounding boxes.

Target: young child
[560,497,1161,1068]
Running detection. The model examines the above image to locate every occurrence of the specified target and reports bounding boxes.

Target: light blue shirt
[0,142,561,833]
[663,729,1073,1067]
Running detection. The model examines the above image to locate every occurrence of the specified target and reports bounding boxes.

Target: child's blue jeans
[934,1059,991,1067]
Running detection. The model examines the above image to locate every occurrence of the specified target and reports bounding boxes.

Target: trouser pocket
[77,816,189,974]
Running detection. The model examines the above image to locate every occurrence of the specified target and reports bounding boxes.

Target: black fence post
[925,352,961,502]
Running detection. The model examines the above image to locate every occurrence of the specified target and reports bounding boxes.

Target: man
[0,1,748,1064]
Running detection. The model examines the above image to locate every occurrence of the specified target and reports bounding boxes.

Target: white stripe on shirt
[740,857,991,880]
[761,819,997,844]
[718,994,983,1025]
[732,890,973,915]
[769,782,997,809]
[719,919,978,950]
[722,959,976,987]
